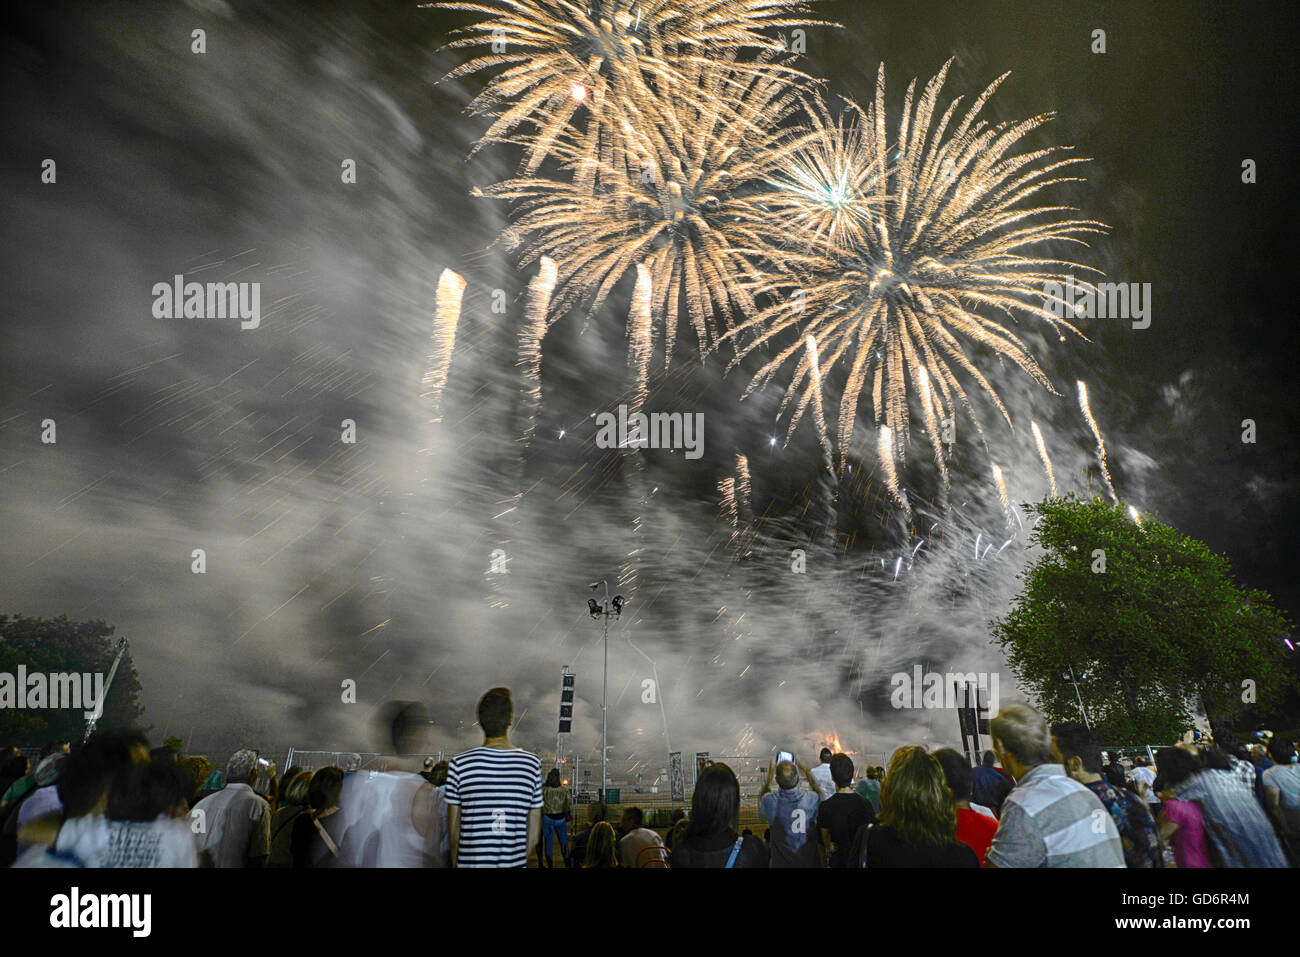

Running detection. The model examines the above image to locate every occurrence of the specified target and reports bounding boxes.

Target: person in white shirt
[617,806,666,867]
[189,748,272,867]
[92,759,198,867]
[327,702,447,868]
[1127,756,1159,807]
[14,729,189,869]
[810,748,836,801]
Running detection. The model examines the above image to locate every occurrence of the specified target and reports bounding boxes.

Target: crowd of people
[2,690,1296,868]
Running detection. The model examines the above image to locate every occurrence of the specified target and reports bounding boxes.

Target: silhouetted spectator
[971,750,1013,816]
[672,763,768,868]
[819,754,875,867]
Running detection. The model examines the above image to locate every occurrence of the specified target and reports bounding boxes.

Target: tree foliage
[0,614,143,745]
[992,496,1295,743]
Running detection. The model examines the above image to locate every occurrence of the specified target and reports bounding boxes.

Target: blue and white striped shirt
[446,747,543,868]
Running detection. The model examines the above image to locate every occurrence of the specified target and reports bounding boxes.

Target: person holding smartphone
[758,754,823,867]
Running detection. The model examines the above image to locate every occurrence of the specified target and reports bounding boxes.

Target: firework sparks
[991,462,1013,529]
[434,0,837,170]
[1077,380,1117,503]
[1030,420,1058,497]
[478,54,809,364]
[719,475,738,530]
[517,256,557,452]
[424,268,466,423]
[878,425,909,516]
[760,92,885,250]
[735,453,752,522]
[628,261,654,413]
[729,59,1107,495]
[803,334,832,464]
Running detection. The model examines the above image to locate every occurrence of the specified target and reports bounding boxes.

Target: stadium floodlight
[585,579,625,804]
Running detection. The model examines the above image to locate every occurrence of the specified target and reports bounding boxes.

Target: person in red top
[934,748,998,866]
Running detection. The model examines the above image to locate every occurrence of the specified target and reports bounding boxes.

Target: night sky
[1,0,1296,767]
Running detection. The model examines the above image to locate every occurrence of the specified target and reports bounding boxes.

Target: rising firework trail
[735,452,752,524]
[424,267,466,425]
[517,256,558,456]
[719,475,739,531]
[991,462,1013,529]
[802,334,838,540]
[628,261,654,412]
[619,262,655,598]
[1077,379,1117,503]
[878,425,909,517]
[1030,420,1058,497]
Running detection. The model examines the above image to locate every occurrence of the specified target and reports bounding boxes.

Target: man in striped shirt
[447,687,542,868]
[985,704,1125,868]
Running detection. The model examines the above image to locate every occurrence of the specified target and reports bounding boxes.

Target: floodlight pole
[597,580,610,803]
[1067,663,1092,731]
[84,637,129,743]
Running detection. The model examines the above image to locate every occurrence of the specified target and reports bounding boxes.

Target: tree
[991,496,1295,744]
[0,614,143,745]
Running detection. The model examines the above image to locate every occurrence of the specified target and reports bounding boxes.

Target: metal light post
[84,637,129,743]
[1065,663,1092,730]
[587,580,624,804]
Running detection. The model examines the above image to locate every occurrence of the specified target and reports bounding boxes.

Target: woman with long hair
[848,746,978,867]
[539,767,572,867]
[582,821,621,868]
[672,762,768,868]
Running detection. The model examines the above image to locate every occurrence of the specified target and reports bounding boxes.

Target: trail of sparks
[1077,380,1117,503]
[803,335,835,477]
[517,256,557,453]
[878,425,909,516]
[719,475,738,530]
[734,453,752,523]
[424,268,465,424]
[991,462,1013,529]
[628,262,654,414]
[1030,420,1058,497]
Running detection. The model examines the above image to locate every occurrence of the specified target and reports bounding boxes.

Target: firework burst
[479,54,810,364]
[434,0,835,170]
[727,59,1107,502]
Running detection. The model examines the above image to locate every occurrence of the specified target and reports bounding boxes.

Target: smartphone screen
[777,750,793,764]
